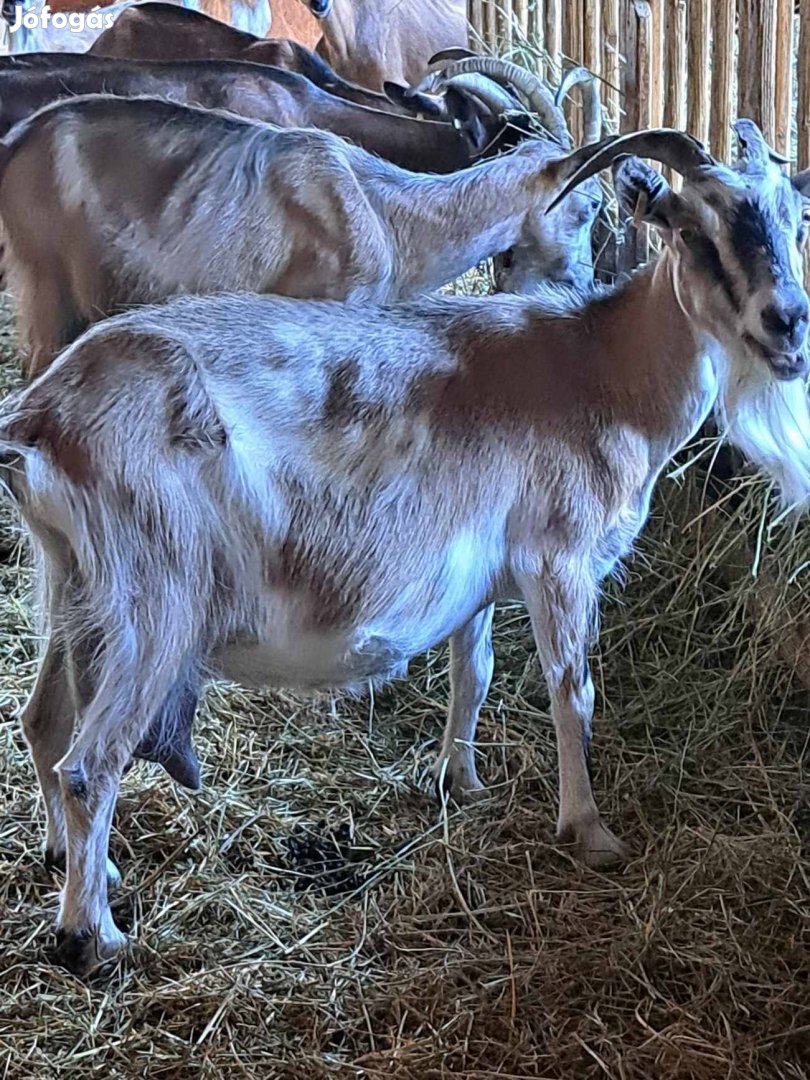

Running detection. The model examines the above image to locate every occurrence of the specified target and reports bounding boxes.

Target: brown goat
[301,0,469,90]
[2,125,810,976]
[88,2,424,116]
[0,94,602,377]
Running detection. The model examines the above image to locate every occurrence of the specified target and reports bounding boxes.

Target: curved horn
[555,66,602,145]
[443,73,523,116]
[734,117,789,168]
[545,129,714,214]
[427,47,479,69]
[412,56,570,146]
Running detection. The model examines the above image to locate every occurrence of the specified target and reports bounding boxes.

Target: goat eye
[803,209,810,226]
[680,227,698,246]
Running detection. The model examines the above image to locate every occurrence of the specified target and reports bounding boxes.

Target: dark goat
[88,2,439,118]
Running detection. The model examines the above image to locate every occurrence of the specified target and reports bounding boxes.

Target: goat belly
[211,626,412,692]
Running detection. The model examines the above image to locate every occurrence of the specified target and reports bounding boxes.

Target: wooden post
[711,0,735,161]
[799,2,810,170]
[738,0,761,127]
[484,0,498,50]
[663,1,686,188]
[564,3,584,142]
[602,0,621,131]
[663,1,686,130]
[634,1,653,263]
[583,0,601,75]
[544,0,562,82]
[759,1,778,146]
[514,0,529,42]
[687,0,710,145]
[774,0,793,160]
[469,0,485,46]
[649,0,665,127]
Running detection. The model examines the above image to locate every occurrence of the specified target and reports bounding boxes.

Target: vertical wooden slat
[544,0,562,83]
[564,3,584,142]
[602,0,621,131]
[664,0,686,187]
[469,0,485,47]
[530,0,545,79]
[759,1,777,146]
[799,2,810,170]
[663,1,686,129]
[514,0,529,42]
[622,1,639,131]
[497,0,512,51]
[711,0,735,161]
[484,0,498,51]
[649,0,665,127]
[687,0,711,144]
[737,0,761,126]
[634,1,653,263]
[583,0,601,75]
[774,0,793,159]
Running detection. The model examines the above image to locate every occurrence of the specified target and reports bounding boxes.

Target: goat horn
[442,73,523,116]
[412,57,570,147]
[545,129,714,214]
[734,117,790,168]
[555,66,602,145]
[426,47,479,70]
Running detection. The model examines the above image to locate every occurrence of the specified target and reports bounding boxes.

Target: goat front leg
[434,605,494,803]
[55,750,128,976]
[520,566,630,869]
[22,635,74,871]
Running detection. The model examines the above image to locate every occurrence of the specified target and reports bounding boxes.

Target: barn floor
[0,288,808,1080]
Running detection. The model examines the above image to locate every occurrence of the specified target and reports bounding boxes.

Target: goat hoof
[558,816,631,869]
[44,848,66,873]
[53,922,127,977]
[433,756,487,806]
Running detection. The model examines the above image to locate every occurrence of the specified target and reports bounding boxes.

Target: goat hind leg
[434,605,494,804]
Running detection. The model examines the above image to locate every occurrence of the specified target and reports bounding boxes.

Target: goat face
[613,136,810,382]
[304,0,334,18]
[500,173,602,293]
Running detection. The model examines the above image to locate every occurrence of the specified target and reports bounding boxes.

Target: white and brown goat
[2,123,810,975]
[0,92,602,377]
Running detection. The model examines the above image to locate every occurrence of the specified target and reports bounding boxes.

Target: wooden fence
[468,1,808,169]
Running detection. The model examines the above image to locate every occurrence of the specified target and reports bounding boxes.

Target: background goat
[0,93,601,376]
[87,2,435,118]
[1,0,272,51]
[2,124,810,976]
[301,0,468,90]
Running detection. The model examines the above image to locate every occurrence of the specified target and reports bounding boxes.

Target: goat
[0,92,602,378]
[301,0,469,90]
[87,2,430,118]
[1,0,272,51]
[2,122,810,976]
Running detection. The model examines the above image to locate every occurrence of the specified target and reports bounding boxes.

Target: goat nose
[762,292,810,346]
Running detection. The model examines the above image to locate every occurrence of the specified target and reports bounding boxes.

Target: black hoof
[53,927,122,977]
[44,848,66,873]
[53,927,96,976]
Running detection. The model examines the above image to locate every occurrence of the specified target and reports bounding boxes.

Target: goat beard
[713,343,810,511]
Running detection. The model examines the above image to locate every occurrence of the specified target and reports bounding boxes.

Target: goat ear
[613,156,686,231]
[443,86,488,153]
[792,169,810,199]
[383,81,444,118]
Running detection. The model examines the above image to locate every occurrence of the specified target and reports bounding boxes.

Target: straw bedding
[0,287,807,1080]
